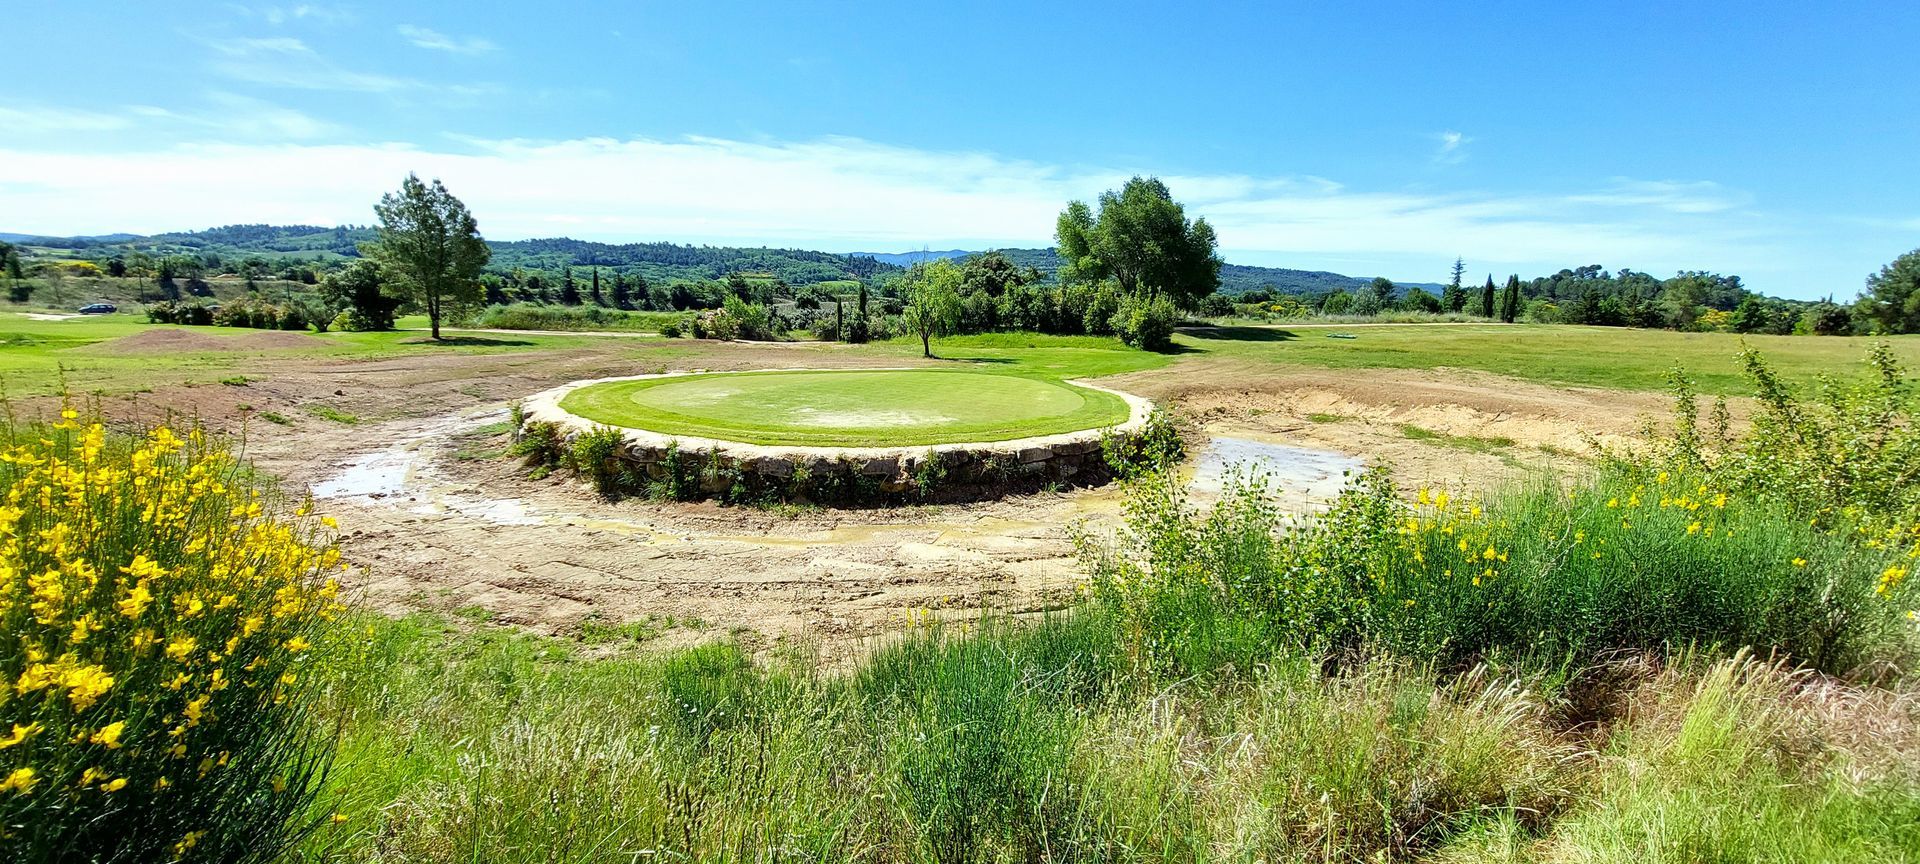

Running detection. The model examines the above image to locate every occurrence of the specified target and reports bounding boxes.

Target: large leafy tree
[364,173,490,339]
[1860,248,1920,334]
[319,259,403,331]
[902,260,964,358]
[1056,176,1221,310]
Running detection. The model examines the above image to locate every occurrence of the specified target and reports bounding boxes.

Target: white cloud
[396,25,497,55]
[228,4,355,26]
[1432,130,1470,165]
[202,36,418,92]
[0,134,1806,290]
[1566,179,1750,214]
[0,105,132,135]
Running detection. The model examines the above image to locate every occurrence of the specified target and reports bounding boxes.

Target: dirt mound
[85,328,328,354]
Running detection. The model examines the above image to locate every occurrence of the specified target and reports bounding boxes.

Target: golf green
[557,369,1132,447]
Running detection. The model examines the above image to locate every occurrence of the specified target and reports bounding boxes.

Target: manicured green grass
[559,368,1132,446]
[1175,323,1920,395]
[876,332,1175,380]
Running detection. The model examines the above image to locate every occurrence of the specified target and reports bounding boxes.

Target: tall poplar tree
[1480,275,1497,318]
[1499,274,1521,323]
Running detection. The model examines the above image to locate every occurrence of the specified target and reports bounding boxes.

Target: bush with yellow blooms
[0,409,344,863]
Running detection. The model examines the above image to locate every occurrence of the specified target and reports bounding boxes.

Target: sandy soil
[68,337,1681,656]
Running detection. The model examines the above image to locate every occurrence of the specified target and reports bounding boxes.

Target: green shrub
[566,425,629,497]
[1646,344,1920,533]
[0,414,343,863]
[1110,293,1178,351]
[1083,466,1916,679]
[510,420,566,470]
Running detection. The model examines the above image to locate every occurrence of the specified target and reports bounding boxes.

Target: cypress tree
[1480,275,1496,318]
[610,272,632,310]
[589,267,606,307]
[1500,274,1521,323]
[560,268,581,305]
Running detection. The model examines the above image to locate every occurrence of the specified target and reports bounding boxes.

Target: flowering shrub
[1081,465,1917,678]
[1647,344,1920,533]
[0,411,344,862]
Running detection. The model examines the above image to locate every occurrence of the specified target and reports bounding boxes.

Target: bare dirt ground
[79,337,1681,657]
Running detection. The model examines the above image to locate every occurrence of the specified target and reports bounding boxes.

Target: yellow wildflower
[0,723,42,749]
[1,767,36,794]
[89,721,127,749]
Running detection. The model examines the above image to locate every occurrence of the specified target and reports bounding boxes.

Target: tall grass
[0,412,344,863]
[1080,466,1917,679]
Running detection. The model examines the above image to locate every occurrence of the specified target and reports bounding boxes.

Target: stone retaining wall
[518,369,1156,502]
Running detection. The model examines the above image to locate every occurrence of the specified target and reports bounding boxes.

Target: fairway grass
[1176,323,1920,394]
[557,369,1134,446]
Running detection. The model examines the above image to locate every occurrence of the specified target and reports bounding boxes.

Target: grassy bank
[285,457,1920,863]
[294,608,1918,863]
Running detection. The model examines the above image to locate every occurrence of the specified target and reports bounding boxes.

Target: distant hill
[948,247,1445,296]
[847,250,972,267]
[7,225,900,286]
[10,226,1444,295]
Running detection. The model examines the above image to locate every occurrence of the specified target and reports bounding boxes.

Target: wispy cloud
[1432,130,1470,165]
[396,24,497,55]
[227,4,354,26]
[0,133,1781,274]
[1566,179,1750,214]
[202,36,417,92]
[0,105,132,135]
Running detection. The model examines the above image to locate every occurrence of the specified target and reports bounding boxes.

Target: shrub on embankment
[0,411,345,863]
[1080,466,1917,680]
[511,408,1187,506]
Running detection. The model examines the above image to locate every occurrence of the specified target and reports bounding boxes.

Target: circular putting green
[557,369,1132,447]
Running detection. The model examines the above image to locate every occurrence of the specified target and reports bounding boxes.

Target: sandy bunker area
[84,339,1670,658]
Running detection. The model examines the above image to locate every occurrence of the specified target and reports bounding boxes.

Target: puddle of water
[1189,436,1364,505]
[311,448,414,499]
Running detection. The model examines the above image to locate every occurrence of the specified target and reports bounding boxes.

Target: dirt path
[65,335,1676,655]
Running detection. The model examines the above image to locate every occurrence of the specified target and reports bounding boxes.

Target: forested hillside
[971,248,1444,295]
[8,225,1443,295]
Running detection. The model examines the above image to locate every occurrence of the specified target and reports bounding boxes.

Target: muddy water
[311,410,1364,546]
[1188,435,1365,507]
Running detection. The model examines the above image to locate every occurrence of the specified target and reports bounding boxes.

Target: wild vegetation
[0,412,345,862]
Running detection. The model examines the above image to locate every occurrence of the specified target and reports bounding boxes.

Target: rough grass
[0,313,597,396]
[297,611,1920,864]
[558,368,1134,446]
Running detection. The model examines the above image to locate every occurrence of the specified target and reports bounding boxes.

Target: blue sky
[1,1,1915,299]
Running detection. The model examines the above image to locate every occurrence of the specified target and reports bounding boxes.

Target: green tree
[559,268,581,306]
[1055,176,1221,310]
[1442,257,1467,311]
[848,283,870,343]
[589,267,605,307]
[1860,248,1920,334]
[1480,275,1496,318]
[902,260,964,358]
[610,272,633,310]
[1402,286,1442,313]
[1660,272,1713,330]
[319,259,402,331]
[1368,277,1396,308]
[363,173,490,340]
[1499,275,1521,323]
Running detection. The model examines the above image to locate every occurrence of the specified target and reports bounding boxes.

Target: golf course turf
[556,369,1133,446]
